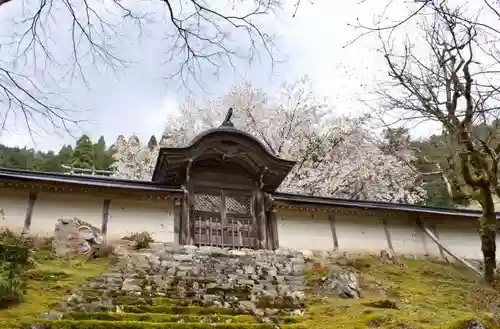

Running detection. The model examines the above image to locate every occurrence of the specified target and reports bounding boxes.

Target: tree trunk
[479,186,497,284]
[460,150,497,284]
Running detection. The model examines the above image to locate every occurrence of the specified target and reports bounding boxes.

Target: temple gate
[151,109,296,249]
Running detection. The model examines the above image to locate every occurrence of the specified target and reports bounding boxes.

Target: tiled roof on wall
[0,167,496,219]
[0,167,182,192]
[273,192,500,219]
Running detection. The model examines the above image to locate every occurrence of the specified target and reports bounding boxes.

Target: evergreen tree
[93,136,107,170]
[71,135,94,169]
[147,135,158,150]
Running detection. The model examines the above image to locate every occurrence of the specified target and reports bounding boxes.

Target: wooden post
[180,189,191,245]
[101,199,111,239]
[255,190,267,249]
[22,192,37,234]
[328,214,339,252]
[173,199,182,245]
[382,218,395,255]
[268,209,279,250]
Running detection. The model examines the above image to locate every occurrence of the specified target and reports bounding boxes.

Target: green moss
[302,255,500,329]
[20,320,307,329]
[62,312,303,324]
[120,305,246,315]
[64,313,255,323]
[446,316,499,329]
[0,250,109,324]
[152,297,177,306]
[303,262,329,286]
[362,298,398,309]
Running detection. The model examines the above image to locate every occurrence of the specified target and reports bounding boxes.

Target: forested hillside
[0,135,114,173]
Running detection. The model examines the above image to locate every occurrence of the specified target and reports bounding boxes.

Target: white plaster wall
[334,214,388,253]
[414,216,442,259]
[385,215,431,257]
[276,210,334,250]
[0,188,29,233]
[435,217,483,260]
[107,198,175,243]
[31,192,104,236]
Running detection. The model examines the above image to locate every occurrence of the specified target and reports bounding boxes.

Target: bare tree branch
[0,0,301,141]
[367,0,500,283]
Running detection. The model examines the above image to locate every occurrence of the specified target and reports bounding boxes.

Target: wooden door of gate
[191,190,258,249]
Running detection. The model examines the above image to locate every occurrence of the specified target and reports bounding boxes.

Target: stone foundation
[63,245,307,316]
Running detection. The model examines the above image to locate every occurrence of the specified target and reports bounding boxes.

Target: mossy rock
[447,317,500,329]
[21,320,307,329]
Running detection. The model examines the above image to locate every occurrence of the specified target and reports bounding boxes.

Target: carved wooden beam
[274,203,401,217]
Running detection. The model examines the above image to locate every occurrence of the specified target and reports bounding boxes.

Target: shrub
[122,231,154,250]
[0,271,24,308]
[0,229,35,309]
[0,229,34,249]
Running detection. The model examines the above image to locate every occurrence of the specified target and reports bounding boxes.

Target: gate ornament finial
[220,107,234,127]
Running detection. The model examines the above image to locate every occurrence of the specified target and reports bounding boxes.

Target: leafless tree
[0,0,302,139]
[365,2,500,283]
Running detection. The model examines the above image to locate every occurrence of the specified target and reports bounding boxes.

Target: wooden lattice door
[192,191,258,248]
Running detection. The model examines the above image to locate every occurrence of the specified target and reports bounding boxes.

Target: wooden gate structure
[151,109,296,249]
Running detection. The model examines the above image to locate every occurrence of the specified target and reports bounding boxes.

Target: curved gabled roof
[186,125,279,160]
[151,124,296,192]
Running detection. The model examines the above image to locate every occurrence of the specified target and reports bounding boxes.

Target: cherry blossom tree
[112,77,426,203]
[110,135,156,181]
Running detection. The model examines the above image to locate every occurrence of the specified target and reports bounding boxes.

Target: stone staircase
[27,245,308,329]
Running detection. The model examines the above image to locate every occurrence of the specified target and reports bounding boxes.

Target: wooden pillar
[328,214,339,252]
[268,209,279,250]
[173,199,182,245]
[22,192,37,234]
[382,218,395,255]
[101,199,111,240]
[254,190,268,249]
[180,189,192,245]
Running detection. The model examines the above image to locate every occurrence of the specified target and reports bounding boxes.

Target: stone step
[65,291,305,316]
[23,320,307,329]
[62,312,302,324]
[119,305,254,315]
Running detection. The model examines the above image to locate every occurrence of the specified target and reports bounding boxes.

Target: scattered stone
[460,319,488,329]
[321,265,361,299]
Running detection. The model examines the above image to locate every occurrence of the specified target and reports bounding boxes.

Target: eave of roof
[273,192,500,219]
[0,167,183,193]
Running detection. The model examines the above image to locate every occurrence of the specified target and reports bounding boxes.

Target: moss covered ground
[0,250,109,324]
[303,256,500,329]
[0,250,499,329]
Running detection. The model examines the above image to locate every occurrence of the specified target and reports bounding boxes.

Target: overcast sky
[0,0,437,151]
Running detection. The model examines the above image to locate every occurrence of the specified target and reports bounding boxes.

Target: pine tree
[93,136,107,170]
[147,135,158,150]
[71,134,94,169]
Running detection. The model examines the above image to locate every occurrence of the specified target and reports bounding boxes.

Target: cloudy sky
[0,0,432,151]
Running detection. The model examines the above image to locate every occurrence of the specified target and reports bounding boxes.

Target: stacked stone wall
[62,245,306,318]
